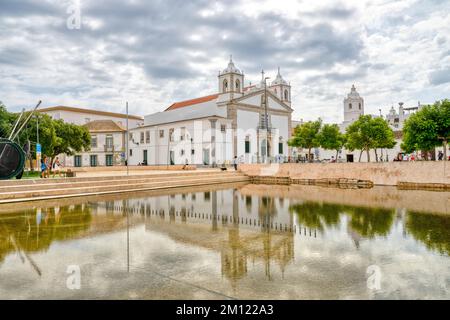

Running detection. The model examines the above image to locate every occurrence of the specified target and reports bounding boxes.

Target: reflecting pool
[0,183,449,299]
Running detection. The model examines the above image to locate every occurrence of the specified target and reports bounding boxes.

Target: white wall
[128,118,234,165]
[271,114,289,156]
[237,109,260,162]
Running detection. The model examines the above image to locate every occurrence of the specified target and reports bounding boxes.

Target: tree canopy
[345,115,395,162]
[401,99,450,160]
[317,123,346,159]
[0,102,90,163]
[288,119,322,162]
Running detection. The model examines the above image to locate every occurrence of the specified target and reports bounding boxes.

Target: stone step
[0,173,247,198]
[0,174,248,199]
[0,170,237,187]
[0,172,244,193]
[0,174,250,204]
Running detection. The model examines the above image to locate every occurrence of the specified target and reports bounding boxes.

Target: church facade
[128,58,293,166]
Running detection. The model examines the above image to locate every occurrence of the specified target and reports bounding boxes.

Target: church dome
[271,67,288,85]
[221,55,241,74]
[347,84,361,98]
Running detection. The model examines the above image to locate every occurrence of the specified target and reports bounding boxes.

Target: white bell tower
[343,84,364,123]
[217,55,244,103]
[269,67,291,106]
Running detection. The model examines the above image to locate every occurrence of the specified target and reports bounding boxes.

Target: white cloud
[0,0,449,122]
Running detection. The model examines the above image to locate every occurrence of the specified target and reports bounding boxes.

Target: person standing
[41,157,47,178]
[233,156,238,171]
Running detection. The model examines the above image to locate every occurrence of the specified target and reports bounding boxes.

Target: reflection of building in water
[134,188,295,288]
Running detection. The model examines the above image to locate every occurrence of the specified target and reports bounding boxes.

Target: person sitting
[182,159,189,170]
[52,157,63,178]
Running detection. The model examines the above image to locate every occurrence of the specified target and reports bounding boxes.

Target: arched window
[284,89,289,101]
[349,103,352,109]
[235,79,240,91]
[359,103,361,110]
[223,79,228,92]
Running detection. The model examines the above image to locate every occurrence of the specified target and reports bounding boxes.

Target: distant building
[39,106,143,167]
[291,85,424,162]
[38,106,143,127]
[385,101,423,130]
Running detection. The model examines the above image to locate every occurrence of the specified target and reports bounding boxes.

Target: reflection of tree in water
[289,202,341,231]
[347,206,395,238]
[406,211,450,256]
[0,204,92,265]
[289,201,395,238]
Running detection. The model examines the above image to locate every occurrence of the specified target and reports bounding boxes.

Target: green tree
[0,103,90,165]
[317,123,346,160]
[401,100,450,160]
[13,113,57,163]
[372,117,396,161]
[345,115,395,162]
[48,119,91,163]
[288,119,322,162]
[0,101,15,138]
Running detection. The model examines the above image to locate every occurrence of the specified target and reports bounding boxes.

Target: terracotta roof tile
[84,120,126,132]
[164,94,218,111]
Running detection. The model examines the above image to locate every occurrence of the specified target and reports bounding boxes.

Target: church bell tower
[217,55,244,103]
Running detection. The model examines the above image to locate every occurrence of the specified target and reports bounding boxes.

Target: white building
[39,106,143,167]
[38,106,143,128]
[128,58,293,166]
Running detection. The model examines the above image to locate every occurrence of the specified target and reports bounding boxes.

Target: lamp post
[126,102,129,176]
[263,76,270,163]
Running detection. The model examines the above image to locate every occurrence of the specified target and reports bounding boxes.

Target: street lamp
[263,76,270,163]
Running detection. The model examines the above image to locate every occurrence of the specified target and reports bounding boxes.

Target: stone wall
[238,162,450,186]
[68,165,196,172]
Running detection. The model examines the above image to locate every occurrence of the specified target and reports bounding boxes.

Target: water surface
[0,184,449,299]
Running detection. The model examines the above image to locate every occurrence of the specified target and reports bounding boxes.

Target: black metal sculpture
[0,100,41,180]
[0,138,25,180]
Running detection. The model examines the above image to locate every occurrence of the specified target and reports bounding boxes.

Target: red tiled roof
[164,94,219,111]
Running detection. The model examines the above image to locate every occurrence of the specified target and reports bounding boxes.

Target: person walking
[41,158,47,178]
[232,156,238,171]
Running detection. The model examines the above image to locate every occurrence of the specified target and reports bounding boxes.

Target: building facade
[39,106,143,167]
[128,58,293,166]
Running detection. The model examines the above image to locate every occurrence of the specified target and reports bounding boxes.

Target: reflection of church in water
[125,188,296,288]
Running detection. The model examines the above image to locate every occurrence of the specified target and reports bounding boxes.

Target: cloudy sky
[0,0,449,123]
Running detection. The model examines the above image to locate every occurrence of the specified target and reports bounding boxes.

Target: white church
[128,57,293,166]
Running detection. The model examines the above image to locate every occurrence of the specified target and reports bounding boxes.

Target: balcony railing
[104,145,115,152]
